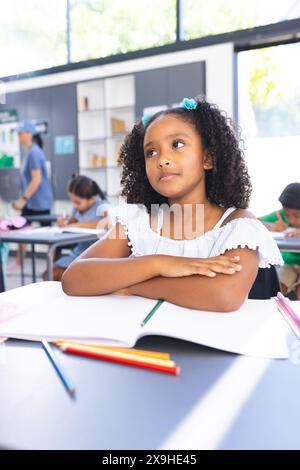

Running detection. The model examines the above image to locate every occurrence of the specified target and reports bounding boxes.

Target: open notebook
[0,282,296,359]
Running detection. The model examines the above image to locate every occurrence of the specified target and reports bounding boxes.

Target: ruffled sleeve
[209,218,284,268]
[109,203,147,256]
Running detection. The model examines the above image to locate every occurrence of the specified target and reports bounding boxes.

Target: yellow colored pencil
[53,340,170,361]
[57,342,175,368]
[57,342,180,375]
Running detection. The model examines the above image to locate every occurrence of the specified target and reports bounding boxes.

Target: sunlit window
[70,0,176,63]
[0,0,67,77]
[183,0,300,40]
[238,42,300,216]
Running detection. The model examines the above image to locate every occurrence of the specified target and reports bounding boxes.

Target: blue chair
[248,265,280,300]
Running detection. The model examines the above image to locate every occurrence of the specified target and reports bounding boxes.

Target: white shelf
[77,79,105,112]
[79,105,133,113]
[77,74,135,206]
[104,75,135,108]
[105,107,135,138]
[78,110,106,141]
[78,108,106,114]
[79,137,106,143]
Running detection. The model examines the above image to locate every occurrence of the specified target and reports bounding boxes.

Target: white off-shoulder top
[110,203,283,268]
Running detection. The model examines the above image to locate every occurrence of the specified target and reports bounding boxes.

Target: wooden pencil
[58,343,180,376]
[54,340,170,361]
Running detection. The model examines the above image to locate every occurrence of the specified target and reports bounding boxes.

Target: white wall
[3,42,234,117]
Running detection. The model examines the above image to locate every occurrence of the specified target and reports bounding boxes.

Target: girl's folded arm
[127,247,259,312]
[61,223,161,296]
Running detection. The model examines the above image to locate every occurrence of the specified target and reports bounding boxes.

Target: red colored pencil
[60,344,180,376]
[276,211,283,222]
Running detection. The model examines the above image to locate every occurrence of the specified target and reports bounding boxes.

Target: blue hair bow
[142,97,197,126]
[141,112,154,126]
[179,97,197,109]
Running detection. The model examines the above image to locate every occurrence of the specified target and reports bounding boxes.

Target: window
[183,0,300,40]
[238,42,300,216]
[70,0,176,63]
[0,0,67,77]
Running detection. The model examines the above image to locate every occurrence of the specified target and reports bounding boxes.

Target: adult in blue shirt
[13,120,53,218]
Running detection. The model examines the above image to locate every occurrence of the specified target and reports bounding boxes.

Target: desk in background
[275,236,300,253]
[24,214,60,225]
[0,230,99,287]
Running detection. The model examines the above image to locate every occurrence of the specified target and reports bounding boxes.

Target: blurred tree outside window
[238,43,300,216]
[183,0,300,39]
[0,0,67,77]
[1,0,300,77]
[70,0,176,62]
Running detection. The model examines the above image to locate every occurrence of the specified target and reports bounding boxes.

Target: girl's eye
[173,140,184,149]
[146,148,158,158]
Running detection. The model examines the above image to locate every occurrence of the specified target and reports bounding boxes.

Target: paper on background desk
[270,228,295,238]
[0,282,294,359]
[21,226,105,236]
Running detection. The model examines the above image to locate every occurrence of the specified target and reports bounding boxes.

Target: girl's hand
[158,254,242,278]
[112,287,131,296]
[272,220,288,232]
[57,217,68,227]
[285,229,300,238]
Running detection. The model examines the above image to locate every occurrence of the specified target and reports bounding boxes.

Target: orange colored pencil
[58,343,180,376]
[54,340,170,361]
[59,342,174,367]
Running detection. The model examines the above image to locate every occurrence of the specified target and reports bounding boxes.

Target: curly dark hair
[119,96,252,212]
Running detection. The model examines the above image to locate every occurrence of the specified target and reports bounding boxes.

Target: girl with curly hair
[62,97,282,311]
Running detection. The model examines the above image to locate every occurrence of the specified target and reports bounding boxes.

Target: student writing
[260,182,300,300]
[42,174,110,281]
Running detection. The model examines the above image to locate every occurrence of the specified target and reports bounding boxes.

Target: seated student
[42,174,110,281]
[260,182,300,300]
[61,97,283,312]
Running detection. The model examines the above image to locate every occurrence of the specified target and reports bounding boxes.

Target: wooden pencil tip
[175,367,181,376]
[140,321,145,327]
[69,388,76,398]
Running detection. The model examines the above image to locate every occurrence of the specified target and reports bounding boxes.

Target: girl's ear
[203,150,213,170]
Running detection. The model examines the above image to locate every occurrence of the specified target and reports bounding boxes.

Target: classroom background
[1,0,300,453]
[0,0,300,289]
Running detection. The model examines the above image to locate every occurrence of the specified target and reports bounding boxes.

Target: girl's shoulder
[221,208,256,226]
[215,207,273,240]
[209,209,283,267]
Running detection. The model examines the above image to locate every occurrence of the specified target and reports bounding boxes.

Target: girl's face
[283,207,300,228]
[68,192,97,212]
[143,115,212,203]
